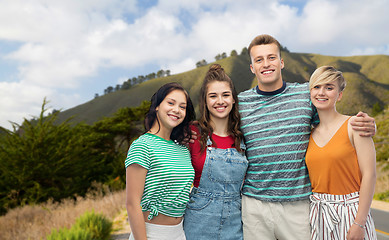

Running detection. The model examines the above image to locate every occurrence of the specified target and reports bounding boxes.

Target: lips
[168,114,179,121]
[215,106,227,112]
[261,69,274,75]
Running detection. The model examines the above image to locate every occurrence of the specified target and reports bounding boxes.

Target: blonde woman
[306,66,377,240]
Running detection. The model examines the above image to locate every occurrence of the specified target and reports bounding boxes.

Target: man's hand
[350,112,376,137]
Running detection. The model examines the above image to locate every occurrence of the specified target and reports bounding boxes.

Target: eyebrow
[208,90,232,94]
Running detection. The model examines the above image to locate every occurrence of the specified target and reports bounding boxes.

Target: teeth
[169,114,178,120]
[263,70,273,74]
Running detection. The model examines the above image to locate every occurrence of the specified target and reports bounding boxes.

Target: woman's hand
[346,223,365,240]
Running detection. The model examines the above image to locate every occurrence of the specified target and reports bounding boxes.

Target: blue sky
[1,0,388,129]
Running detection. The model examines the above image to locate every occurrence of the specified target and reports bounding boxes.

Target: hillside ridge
[56,52,389,125]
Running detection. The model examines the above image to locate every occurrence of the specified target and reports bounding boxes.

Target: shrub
[47,227,93,240]
[46,210,112,240]
[75,210,112,240]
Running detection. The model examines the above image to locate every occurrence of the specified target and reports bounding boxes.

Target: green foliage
[374,107,389,163]
[372,102,384,116]
[374,191,389,202]
[46,211,112,240]
[240,47,248,55]
[0,100,96,213]
[47,227,93,240]
[88,101,149,189]
[0,99,148,215]
[75,211,112,239]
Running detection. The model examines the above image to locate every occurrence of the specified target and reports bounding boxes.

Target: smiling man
[237,34,376,240]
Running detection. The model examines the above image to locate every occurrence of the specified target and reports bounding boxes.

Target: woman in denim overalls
[183,64,248,240]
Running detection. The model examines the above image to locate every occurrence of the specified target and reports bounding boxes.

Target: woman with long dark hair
[125,82,196,240]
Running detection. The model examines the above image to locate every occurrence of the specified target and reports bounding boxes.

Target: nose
[318,87,325,95]
[263,58,270,67]
[216,95,223,104]
[172,105,180,113]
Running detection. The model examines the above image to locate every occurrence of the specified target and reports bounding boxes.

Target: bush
[374,191,389,202]
[75,211,112,240]
[47,227,93,240]
[46,211,112,240]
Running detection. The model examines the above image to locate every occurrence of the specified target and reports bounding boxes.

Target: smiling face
[155,89,187,132]
[250,43,284,91]
[206,81,234,121]
[310,80,343,110]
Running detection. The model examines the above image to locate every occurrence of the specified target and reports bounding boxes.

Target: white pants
[310,192,377,240]
[242,195,311,240]
[128,220,186,240]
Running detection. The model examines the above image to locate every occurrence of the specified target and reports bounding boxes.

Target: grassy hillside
[57,52,389,125]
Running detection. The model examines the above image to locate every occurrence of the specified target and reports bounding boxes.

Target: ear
[250,64,255,74]
[280,58,284,69]
[156,106,159,111]
[337,91,343,102]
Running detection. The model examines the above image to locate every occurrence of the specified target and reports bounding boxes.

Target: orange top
[305,118,362,195]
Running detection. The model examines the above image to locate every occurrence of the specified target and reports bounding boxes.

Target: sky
[1,0,388,130]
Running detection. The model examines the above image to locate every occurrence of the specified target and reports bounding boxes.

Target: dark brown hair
[144,82,195,143]
[198,64,244,152]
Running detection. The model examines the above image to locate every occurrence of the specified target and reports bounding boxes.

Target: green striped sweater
[238,82,317,202]
[125,133,194,219]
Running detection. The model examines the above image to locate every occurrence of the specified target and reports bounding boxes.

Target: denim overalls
[184,137,248,240]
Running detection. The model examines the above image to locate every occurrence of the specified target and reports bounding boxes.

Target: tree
[0,99,105,214]
[241,47,248,55]
[157,69,165,78]
[106,86,113,94]
[0,99,151,215]
[196,59,208,68]
[121,81,130,90]
[280,45,290,53]
[221,52,227,59]
[230,50,238,57]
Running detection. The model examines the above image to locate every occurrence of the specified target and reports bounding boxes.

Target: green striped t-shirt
[125,133,194,220]
[238,82,318,202]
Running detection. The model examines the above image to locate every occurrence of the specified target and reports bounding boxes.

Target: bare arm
[346,119,376,240]
[350,112,376,137]
[126,164,148,240]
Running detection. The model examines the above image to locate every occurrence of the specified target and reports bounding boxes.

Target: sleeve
[310,101,320,126]
[124,138,151,170]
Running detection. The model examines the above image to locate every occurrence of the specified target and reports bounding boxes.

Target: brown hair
[198,64,244,152]
[248,34,282,58]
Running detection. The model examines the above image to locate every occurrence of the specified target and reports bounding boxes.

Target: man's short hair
[248,34,282,58]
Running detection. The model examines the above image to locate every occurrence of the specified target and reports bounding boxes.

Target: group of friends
[124,34,378,240]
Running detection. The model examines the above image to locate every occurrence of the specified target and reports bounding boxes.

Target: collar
[256,81,286,96]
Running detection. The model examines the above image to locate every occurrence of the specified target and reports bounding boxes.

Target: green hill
[56,52,389,125]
